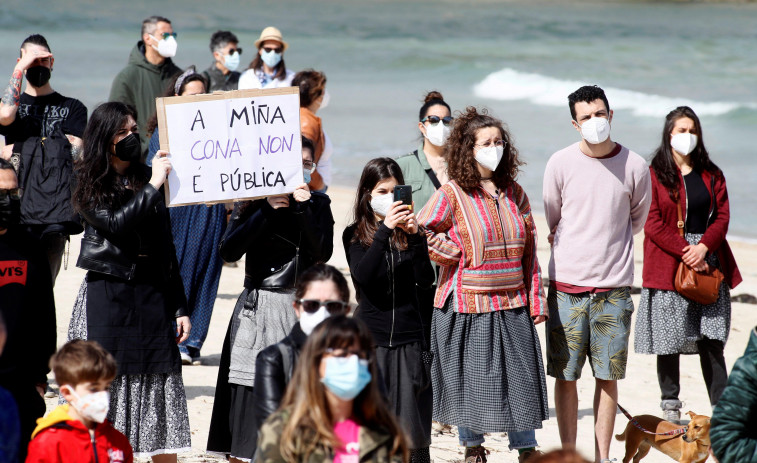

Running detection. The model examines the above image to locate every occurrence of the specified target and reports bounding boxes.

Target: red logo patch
[0,260,27,287]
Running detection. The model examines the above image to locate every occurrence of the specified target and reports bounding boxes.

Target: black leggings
[657,337,728,406]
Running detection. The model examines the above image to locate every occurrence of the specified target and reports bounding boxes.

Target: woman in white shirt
[238,26,295,90]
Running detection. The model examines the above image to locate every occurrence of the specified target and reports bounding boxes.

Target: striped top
[417,180,546,316]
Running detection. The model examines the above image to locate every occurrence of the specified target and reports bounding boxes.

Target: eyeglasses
[262,46,283,54]
[227,47,243,55]
[302,161,317,173]
[421,115,454,126]
[298,299,348,314]
[159,32,177,40]
[475,139,506,148]
[326,347,369,360]
[0,188,22,200]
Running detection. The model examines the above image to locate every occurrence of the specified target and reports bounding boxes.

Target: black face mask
[0,196,21,230]
[113,133,142,163]
[26,66,51,88]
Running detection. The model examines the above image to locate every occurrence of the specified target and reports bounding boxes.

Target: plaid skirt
[431,299,549,433]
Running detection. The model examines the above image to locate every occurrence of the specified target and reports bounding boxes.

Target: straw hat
[254,26,288,51]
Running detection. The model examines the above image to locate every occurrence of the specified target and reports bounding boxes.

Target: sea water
[1,0,755,238]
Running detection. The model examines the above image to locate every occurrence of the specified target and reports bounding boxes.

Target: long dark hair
[279,316,408,462]
[73,102,148,211]
[445,106,523,192]
[248,52,287,81]
[350,157,408,250]
[292,69,326,108]
[650,106,720,201]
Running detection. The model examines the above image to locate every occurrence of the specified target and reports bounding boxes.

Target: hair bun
[424,91,444,103]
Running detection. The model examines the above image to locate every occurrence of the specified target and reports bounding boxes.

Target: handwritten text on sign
[159,88,302,206]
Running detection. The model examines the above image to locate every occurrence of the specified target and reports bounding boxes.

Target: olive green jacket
[257,408,403,463]
[395,144,442,212]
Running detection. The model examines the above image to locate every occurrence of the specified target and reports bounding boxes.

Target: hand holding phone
[393,185,413,223]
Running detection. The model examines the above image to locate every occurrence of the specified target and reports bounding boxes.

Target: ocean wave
[473,68,756,118]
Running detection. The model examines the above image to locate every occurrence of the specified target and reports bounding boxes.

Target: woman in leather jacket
[70,102,191,462]
[207,137,334,463]
[252,264,351,449]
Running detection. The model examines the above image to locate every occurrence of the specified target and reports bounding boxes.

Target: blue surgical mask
[260,49,282,68]
[224,51,240,72]
[304,169,312,184]
[322,355,371,400]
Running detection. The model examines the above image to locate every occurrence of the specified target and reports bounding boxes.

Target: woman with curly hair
[257,315,408,463]
[417,107,549,463]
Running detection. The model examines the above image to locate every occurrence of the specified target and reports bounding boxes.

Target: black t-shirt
[0,92,87,145]
[684,171,711,234]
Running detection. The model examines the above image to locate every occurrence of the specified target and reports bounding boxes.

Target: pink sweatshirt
[543,142,651,289]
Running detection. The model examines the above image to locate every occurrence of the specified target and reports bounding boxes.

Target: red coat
[26,405,133,463]
[642,167,741,291]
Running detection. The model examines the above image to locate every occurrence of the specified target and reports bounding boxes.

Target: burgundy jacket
[642,167,741,291]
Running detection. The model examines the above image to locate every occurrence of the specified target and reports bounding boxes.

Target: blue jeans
[458,427,537,451]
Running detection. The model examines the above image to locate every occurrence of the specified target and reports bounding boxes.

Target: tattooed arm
[66,135,83,159]
[0,70,23,125]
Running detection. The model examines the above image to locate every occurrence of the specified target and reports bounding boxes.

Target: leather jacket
[76,181,187,317]
[252,323,307,433]
[219,192,334,289]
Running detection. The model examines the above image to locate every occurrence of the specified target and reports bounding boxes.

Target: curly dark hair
[444,107,523,192]
[72,102,148,212]
[568,85,610,121]
[650,106,720,201]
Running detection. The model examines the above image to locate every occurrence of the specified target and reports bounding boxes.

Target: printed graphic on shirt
[0,260,27,287]
[333,419,360,463]
[18,102,72,138]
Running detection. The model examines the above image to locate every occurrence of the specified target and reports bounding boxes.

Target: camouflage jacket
[257,408,404,463]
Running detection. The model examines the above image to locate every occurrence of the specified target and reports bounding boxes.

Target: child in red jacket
[26,340,133,463]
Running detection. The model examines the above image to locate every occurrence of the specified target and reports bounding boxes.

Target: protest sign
[156,87,302,206]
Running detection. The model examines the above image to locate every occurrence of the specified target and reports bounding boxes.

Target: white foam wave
[473,68,754,118]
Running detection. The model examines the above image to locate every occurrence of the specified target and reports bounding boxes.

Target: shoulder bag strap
[676,191,685,238]
[413,150,442,189]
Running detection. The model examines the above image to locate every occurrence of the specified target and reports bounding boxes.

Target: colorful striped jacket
[417,180,546,316]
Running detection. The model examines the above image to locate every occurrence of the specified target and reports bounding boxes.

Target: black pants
[41,232,67,285]
[657,337,728,406]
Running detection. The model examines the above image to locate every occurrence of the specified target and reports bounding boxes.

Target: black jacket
[76,180,187,318]
[343,223,435,347]
[220,192,334,289]
[252,322,308,433]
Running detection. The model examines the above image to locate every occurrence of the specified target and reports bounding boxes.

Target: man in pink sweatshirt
[543,85,651,463]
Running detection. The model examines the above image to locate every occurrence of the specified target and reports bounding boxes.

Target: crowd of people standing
[0,13,752,463]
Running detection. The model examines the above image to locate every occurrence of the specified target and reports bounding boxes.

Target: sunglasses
[326,347,370,360]
[227,47,243,55]
[298,299,348,314]
[159,32,178,40]
[0,188,22,200]
[422,115,454,126]
[262,46,283,54]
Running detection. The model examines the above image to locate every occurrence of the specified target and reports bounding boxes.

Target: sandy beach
[44,184,757,462]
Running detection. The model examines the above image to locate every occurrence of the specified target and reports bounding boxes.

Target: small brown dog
[615,411,711,463]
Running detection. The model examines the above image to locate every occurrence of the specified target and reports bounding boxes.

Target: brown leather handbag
[673,192,724,305]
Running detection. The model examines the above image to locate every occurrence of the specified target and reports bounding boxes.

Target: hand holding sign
[292,183,311,203]
[267,194,290,209]
[150,150,173,189]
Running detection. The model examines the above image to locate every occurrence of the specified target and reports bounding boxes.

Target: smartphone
[393,185,413,222]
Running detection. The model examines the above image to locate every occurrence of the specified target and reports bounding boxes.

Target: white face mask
[424,121,451,147]
[65,385,110,423]
[320,90,330,110]
[578,117,611,144]
[299,306,330,335]
[671,133,697,156]
[370,192,394,217]
[474,145,504,172]
[150,34,178,58]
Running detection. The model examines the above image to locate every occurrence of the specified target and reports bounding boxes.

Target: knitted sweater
[418,180,546,316]
[542,142,651,289]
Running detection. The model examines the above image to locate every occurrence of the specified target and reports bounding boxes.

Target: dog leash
[617,404,688,436]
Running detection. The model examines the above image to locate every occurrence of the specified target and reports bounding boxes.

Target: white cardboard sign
[156,87,302,206]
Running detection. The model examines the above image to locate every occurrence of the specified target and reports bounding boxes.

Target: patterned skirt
[431,299,549,433]
[67,279,192,457]
[634,233,732,356]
